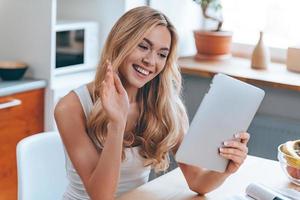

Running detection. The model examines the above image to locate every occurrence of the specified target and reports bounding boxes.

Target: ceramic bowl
[0,62,28,80]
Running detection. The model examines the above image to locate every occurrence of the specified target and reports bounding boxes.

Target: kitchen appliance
[55,20,99,75]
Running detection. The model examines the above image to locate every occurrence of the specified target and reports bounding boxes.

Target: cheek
[151,65,165,79]
[156,62,166,74]
[129,49,144,60]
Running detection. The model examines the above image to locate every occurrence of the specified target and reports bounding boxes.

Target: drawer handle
[0,99,22,109]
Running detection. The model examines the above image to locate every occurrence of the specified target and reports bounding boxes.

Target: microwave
[54,21,99,75]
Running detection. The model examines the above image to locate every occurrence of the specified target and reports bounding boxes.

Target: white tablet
[175,73,265,172]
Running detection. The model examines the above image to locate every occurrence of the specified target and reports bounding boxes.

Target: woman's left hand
[219,132,250,174]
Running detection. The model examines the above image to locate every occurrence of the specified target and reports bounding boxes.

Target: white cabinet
[0,0,127,130]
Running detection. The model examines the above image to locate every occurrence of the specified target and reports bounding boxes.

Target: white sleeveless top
[62,85,151,199]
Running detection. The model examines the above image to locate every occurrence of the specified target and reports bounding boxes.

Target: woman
[55,6,249,200]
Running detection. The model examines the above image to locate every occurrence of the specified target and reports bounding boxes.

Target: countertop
[178,56,300,92]
[0,78,47,97]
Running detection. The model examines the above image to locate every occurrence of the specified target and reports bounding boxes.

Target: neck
[125,84,138,104]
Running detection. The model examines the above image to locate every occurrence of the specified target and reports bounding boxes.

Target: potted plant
[193,0,232,60]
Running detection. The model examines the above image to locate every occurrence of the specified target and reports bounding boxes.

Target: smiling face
[118,25,172,89]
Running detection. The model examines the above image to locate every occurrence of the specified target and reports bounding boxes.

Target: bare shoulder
[54,91,86,137]
[55,91,82,115]
[55,81,94,114]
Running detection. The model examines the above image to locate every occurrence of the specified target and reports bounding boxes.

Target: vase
[251,31,270,69]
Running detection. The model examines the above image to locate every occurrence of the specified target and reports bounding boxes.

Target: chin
[128,77,151,89]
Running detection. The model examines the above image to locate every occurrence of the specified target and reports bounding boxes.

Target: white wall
[57,0,125,54]
[57,0,201,57]
[0,0,54,80]
[125,0,148,11]
[150,0,201,57]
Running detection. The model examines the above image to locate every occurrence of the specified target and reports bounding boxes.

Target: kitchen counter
[0,78,46,200]
[0,78,47,97]
[178,56,300,92]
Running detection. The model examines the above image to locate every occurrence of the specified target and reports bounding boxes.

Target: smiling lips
[133,64,152,77]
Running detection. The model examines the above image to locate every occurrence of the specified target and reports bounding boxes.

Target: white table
[118,156,300,200]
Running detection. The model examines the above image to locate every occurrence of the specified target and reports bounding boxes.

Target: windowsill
[231,42,287,63]
[178,56,300,92]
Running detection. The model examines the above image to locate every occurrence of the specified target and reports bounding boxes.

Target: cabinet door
[0,88,44,200]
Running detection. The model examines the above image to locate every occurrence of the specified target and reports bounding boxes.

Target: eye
[159,53,167,59]
[138,44,148,50]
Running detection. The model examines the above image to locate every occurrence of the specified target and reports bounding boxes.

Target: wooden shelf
[178,56,300,92]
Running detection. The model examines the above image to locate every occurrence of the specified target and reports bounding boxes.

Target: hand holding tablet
[175,73,265,172]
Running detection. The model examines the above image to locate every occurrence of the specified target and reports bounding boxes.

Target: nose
[142,51,156,66]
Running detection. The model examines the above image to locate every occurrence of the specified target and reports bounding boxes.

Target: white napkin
[246,183,288,200]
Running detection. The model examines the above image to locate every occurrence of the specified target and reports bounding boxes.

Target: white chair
[16,131,68,200]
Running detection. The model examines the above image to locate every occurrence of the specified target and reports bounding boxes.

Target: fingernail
[234,133,239,138]
[223,141,229,146]
[219,148,224,152]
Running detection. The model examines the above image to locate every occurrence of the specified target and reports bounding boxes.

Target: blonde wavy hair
[87,6,189,172]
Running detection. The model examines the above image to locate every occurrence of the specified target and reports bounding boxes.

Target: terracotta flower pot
[193,30,233,60]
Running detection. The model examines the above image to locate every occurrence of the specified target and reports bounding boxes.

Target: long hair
[87,6,189,172]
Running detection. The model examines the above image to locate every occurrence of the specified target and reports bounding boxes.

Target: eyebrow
[143,38,170,51]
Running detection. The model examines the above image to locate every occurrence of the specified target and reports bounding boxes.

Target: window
[222,0,300,61]
[125,0,149,11]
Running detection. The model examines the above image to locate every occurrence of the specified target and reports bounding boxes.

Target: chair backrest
[16,131,68,200]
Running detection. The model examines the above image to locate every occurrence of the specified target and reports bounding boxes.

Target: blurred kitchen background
[1,0,300,199]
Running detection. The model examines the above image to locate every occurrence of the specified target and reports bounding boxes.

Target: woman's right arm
[55,94,125,200]
[55,62,129,200]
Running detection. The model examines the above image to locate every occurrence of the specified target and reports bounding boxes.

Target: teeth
[134,65,149,75]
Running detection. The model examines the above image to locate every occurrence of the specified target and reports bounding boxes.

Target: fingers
[219,145,247,165]
[220,152,246,165]
[100,80,108,103]
[100,60,114,102]
[102,60,127,98]
[219,146,247,158]
[234,132,250,144]
[223,140,248,154]
[104,60,125,94]
[104,60,114,85]
[113,72,126,95]
[220,132,249,165]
